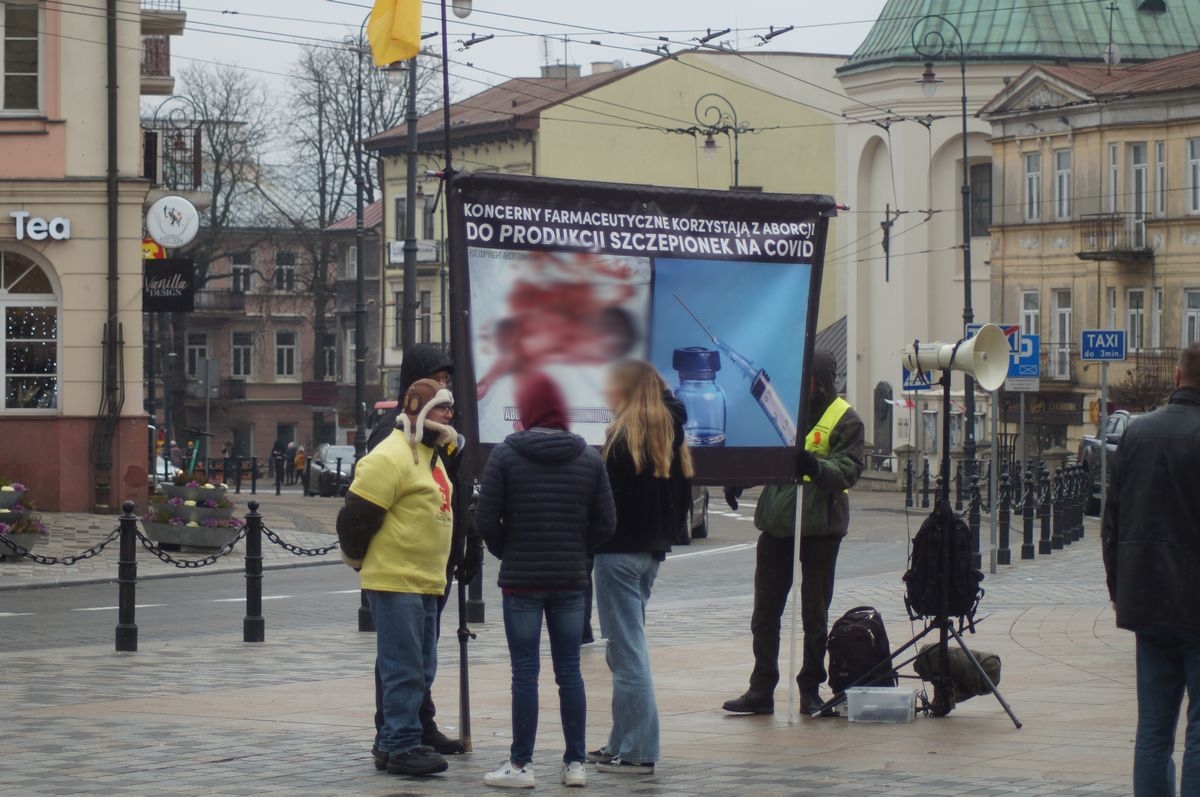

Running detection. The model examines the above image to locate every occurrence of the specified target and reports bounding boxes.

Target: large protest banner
[448,172,835,485]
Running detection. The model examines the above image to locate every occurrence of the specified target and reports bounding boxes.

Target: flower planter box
[0,532,42,561]
[161,485,228,503]
[141,522,238,550]
[175,506,235,523]
[0,490,26,509]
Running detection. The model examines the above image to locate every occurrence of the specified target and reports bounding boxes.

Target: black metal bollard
[244,500,265,643]
[115,500,139,652]
[997,469,1012,566]
[1074,465,1086,541]
[1038,465,1053,556]
[235,456,244,494]
[921,460,931,509]
[905,458,914,509]
[954,462,964,512]
[250,456,258,495]
[1051,468,1065,550]
[1061,466,1074,547]
[1021,465,1037,560]
[359,590,376,632]
[274,454,283,497]
[969,471,982,570]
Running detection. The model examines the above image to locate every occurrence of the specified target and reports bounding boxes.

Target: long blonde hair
[603,360,696,479]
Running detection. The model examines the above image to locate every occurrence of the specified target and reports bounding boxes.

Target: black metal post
[353,17,368,462]
[244,500,265,643]
[115,500,138,652]
[250,456,258,495]
[359,589,375,632]
[1073,465,1085,540]
[1038,464,1053,556]
[1021,464,1036,560]
[921,459,931,509]
[235,456,243,494]
[274,454,283,497]
[969,472,982,569]
[401,55,419,352]
[1051,468,1065,550]
[997,469,1011,566]
[953,462,964,512]
[905,458,914,508]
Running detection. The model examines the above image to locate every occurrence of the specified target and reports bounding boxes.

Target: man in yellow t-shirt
[337,379,456,778]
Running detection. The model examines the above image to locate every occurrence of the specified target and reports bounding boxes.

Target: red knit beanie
[517,372,569,431]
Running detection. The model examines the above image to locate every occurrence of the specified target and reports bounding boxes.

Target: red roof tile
[327,198,384,232]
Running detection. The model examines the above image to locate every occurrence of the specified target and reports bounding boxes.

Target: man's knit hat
[397,378,456,462]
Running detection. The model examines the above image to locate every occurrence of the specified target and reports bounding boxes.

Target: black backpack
[827,606,897,693]
[903,507,984,622]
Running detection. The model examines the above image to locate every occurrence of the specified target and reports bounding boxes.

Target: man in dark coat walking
[1103,343,1200,797]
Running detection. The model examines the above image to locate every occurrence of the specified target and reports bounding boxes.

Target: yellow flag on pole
[367,0,421,67]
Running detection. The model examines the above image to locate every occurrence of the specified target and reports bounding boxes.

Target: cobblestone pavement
[0,493,1155,796]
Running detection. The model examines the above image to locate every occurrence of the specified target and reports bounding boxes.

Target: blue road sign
[1081,329,1126,361]
[902,366,933,391]
[967,322,1021,358]
[1013,333,1040,378]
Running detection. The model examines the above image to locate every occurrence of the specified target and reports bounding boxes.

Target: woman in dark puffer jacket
[475,372,616,789]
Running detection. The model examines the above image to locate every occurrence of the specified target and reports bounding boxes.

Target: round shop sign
[145,196,200,248]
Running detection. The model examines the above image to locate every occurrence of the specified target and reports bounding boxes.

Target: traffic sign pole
[1100,362,1108,515]
[1080,329,1126,516]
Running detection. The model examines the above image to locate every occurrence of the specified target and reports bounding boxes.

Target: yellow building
[0,2,185,510]
[981,50,1200,451]
[366,51,846,397]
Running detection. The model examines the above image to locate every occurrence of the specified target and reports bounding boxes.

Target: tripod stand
[815,369,1021,728]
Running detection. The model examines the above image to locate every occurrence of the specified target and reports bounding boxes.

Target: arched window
[0,250,59,411]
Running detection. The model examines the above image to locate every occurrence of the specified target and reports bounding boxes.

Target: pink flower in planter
[169,517,186,526]
[11,483,26,493]
[201,499,218,509]
[0,523,8,537]
[169,497,184,507]
[201,517,220,528]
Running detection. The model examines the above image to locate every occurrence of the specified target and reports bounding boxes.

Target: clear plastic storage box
[845,686,918,723]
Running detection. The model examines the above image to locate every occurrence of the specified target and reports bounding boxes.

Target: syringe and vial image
[672,293,799,447]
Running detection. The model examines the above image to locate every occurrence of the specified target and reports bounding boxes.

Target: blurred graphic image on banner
[470,249,651,445]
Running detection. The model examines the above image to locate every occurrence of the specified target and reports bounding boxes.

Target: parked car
[674,486,710,545]
[1078,410,1141,515]
[303,444,357,497]
[149,455,182,490]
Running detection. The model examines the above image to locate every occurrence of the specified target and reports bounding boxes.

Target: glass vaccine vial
[673,346,727,446]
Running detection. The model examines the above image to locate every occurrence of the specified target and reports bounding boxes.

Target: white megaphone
[900,323,1009,392]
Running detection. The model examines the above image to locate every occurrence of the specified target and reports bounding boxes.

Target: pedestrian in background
[722,349,864,717]
[1103,343,1200,797]
[366,343,482,756]
[285,441,297,484]
[589,360,692,776]
[336,378,458,778]
[475,372,616,789]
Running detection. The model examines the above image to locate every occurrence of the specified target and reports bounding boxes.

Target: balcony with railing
[194,290,247,314]
[1077,213,1153,263]
[140,35,175,95]
[141,0,186,36]
[1041,342,1077,383]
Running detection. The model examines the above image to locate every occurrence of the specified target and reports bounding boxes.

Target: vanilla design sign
[143,257,195,312]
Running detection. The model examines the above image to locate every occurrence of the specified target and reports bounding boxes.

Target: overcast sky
[173,0,891,102]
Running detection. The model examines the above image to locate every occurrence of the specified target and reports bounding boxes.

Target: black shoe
[586,747,614,764]
[582,626,595,645]
[421,729,466,755]
[722,689,774,715]
[386,746,449,776]
[372,744,388,771]
[800,688,831,717]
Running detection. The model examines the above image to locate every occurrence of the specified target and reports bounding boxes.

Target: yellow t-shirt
[350,430,453,595]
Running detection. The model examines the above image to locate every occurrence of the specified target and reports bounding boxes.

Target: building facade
[835,0,1200,468]
[366,51,847,394]
[0,1,186,511]
[982,50,1200,450]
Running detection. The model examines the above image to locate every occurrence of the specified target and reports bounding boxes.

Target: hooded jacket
[366,344,454,453]
[1103,387,1200,633]
[754,350,865,538]
[595,390,693,558]
[475,430,616,591]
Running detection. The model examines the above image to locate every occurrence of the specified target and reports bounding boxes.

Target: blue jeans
[1134,629,1200,797]
[366,590,439,754]
[594,552,660,763]
[503,591,587,767]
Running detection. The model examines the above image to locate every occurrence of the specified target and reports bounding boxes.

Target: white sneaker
[561,760,587,787]
[484,761,535,789]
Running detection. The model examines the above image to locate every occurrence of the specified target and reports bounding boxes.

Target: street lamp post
[353,19,370,462]
[912,15,977,499]
[694,92,748,188]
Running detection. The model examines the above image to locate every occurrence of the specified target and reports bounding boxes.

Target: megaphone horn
[900,323,1009,392]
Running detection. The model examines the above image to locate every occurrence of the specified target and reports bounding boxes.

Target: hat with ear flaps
[396,378,457,463]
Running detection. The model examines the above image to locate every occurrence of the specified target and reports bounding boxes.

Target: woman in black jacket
[589,360,693,776]
[475,372,616,789]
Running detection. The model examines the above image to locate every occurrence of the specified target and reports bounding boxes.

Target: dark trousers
[749,532,842,694]
[375,581,452,740]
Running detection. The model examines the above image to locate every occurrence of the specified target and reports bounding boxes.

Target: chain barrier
[132,527,249,569]
[0,527,122,566]
[261,526,339,557]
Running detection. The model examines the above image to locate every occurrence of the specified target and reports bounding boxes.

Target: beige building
[366,50,847,395]
[0,2,185,511]
[981,50,1200,450]
[835,0,1200,469]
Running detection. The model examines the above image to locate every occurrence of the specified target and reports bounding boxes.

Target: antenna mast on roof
[1104,0,1121,75]
[540,35,552,68]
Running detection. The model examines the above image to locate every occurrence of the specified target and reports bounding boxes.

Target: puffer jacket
[475,428,616,590]
[1103,388,1200,633]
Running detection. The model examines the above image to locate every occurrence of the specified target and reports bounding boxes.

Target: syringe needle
[673,293,718,343]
